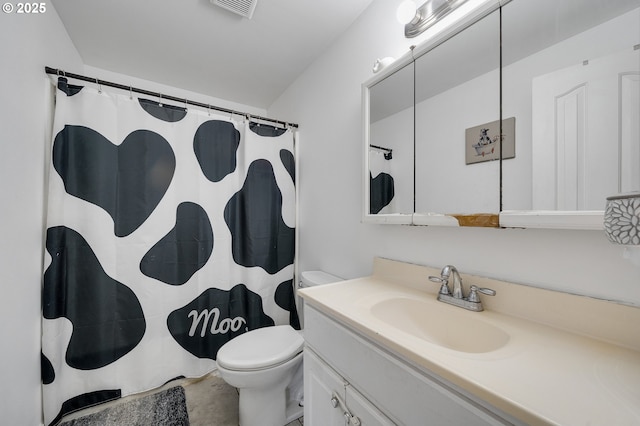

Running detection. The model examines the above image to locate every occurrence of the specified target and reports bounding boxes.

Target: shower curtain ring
[159,93,163,107]
[129,86,133,100]
[96,78,102,94]
[207,104,211,116]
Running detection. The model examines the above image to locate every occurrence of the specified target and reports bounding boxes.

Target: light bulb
[396,0,417,24]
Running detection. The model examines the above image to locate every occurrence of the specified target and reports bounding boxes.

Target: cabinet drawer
[304,305,513,426]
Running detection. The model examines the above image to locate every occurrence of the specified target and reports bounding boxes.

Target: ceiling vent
[211,0,258,19]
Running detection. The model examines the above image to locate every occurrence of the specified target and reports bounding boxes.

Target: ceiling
[51,0,374,109]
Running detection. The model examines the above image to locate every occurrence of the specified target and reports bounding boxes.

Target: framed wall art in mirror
[413,8,501,226]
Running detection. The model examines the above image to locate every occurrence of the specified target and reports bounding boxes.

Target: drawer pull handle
[330,392,361,425]
[330,396,339,408]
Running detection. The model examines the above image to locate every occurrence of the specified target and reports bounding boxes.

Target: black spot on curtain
[249,122,287,137]
[43,226,146,370]
[41,353,55,385]
[49,389,121,426]
[140,202,214,285]
[194,120,241,182]
[167,284,274,360]
[57,77,83,96]
[275,280,300,330]
[280,149,295,185]
[138,98,187,122]
[224,159,295,274]
[369,172,395,214]
[52,125,175,237]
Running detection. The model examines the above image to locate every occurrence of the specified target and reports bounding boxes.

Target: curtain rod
[369,144,393,160]
[45,66,298,129]
[369,144,392,153]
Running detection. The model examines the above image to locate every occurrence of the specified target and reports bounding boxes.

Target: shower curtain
[369,149,395,214]
[41,77,298,425]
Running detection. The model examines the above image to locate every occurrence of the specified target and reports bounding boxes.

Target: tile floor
[59,371,303,426]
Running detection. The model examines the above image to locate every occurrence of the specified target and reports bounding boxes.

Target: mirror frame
[363,0,615,230]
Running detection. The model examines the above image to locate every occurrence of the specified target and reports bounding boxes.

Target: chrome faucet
[443,265,463,299]
[429,265,495,312]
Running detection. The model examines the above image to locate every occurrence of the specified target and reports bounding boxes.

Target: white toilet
[215,270,342,426]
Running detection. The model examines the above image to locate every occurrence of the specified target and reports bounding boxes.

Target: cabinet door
[304,349,347,426]
[346,385,396,426]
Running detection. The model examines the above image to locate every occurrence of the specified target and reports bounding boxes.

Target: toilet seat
[216,325,304,371]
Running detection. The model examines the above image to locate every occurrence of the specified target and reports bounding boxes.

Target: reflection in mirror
[368,62,415,215]
[502,0,640,212]
[414,9,501,216]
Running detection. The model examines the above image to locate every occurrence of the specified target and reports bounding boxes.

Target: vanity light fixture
[372,57,395,73]
[396,0,418,24]
[211,0,258,19]
[399,0,469,38]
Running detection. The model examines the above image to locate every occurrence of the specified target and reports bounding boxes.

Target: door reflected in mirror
[502,0,640,211]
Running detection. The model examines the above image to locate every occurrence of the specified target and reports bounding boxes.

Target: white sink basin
[371,297,510,353]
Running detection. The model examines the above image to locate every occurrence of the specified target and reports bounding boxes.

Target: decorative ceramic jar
[604,192,640,246]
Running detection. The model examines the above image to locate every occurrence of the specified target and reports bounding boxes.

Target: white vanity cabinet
[305,349,394,426]
[303,304,519,426]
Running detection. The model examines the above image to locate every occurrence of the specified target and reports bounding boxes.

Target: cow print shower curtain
[41,77,298,425]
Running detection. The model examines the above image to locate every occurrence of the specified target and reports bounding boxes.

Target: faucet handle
[468,285,496,302]
[429,275,450,295]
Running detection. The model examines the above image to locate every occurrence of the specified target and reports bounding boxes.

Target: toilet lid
[216,325,304,371]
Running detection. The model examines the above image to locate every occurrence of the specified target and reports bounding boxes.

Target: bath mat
[59,386,189,426]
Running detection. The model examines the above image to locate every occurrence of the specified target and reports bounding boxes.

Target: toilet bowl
[216,271,342,426]
[216,325,304,426]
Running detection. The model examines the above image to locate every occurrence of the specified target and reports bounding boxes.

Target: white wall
[0,6,83,425]
[269,0,640,306]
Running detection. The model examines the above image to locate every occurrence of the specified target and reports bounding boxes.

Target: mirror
[501,0,640,228]
[414,9,501,224]
[365,57,415,222]
[363,0,639,229]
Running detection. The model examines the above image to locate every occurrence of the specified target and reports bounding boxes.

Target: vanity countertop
[299,258,640,426]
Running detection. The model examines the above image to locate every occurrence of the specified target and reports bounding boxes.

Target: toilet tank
[300,271,342,288]
[298,271,342,328]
